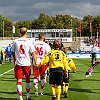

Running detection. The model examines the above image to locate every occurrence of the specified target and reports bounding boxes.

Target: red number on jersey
[36,47,43,56]
[19,44,25,54]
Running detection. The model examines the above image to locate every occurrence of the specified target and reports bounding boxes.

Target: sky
[0,0,100,22]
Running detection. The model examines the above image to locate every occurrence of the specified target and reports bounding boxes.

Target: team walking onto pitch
[10,27,76,100]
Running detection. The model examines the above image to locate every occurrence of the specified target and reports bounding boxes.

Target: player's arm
[29,41,37,66]
[63,58,69,74]
[31,51,37,66]
[37,53,49,68]
[12,52,16,63]
[68,57,76,72]
[12,41,16,63]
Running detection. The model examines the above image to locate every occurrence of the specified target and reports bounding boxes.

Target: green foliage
[0,15,9,37]
[0,13,100,37]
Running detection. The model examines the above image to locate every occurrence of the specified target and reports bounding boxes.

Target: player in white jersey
[12,27,37,100]
[33,32,51,96]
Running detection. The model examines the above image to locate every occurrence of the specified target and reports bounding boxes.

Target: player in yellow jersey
[36,40,69,100]
[61,47,76,98]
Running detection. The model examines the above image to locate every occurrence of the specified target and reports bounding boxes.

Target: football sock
[62,82,65,94]
[55,86,61,100]
[65,83,69,93]
[9,57,12,63]
[44,71,47,83]
[50,84,56,96]
[33,77,38,90]
[26,80,31,99]
[40,79,45,93]
[16,82,23,100]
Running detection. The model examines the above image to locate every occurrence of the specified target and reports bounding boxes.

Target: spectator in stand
[86,38,89,43]
[84,37,86,43]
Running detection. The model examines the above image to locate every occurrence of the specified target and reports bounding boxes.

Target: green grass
[0,58,100,100]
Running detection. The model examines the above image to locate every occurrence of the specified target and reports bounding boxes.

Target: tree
[82,15,94,36]
[62,14,72,29]
[4,20,13,37]
[0,15,9,37]
[93,16,100,36]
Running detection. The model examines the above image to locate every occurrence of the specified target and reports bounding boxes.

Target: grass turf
[0,58,100,100]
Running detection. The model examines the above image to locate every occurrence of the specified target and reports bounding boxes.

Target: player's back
[34,41,51,64]
[48,49,66,69]
[12,38,34,66]
[6,46,12,54]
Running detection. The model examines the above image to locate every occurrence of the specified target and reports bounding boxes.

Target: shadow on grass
[0,91,18,100]
[0,91,26,95]
[69,87,96,93]
[73,78,100,82]
[1,79,35,83]
[1,79,16,82]
[2,74,14,76]
[0,97,18,100]
[30,92,51,97]
[0,91,27,99]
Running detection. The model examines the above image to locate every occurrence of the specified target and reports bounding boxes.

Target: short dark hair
[39,32,45,40]
[53,40,61,49]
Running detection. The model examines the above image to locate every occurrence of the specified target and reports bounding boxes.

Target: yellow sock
[50,84,56,96]
[62,82,65,94]
[56,86,61,100]
[65,83,69,93]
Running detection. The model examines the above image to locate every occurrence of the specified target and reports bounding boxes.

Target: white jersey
[12,38,35,66]
[34,41,51,64]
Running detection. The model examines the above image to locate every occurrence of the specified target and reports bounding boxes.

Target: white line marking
[0,68,14,77]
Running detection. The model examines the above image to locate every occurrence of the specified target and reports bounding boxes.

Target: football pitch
[0,58,100,100]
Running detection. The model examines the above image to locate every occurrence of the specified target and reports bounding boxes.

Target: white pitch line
[0,68,14,77]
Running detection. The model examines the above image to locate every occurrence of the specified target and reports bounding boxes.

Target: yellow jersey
[38,49,69,74]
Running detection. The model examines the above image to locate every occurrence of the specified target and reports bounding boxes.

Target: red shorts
[14,64,31,79]
[33,63,48,77]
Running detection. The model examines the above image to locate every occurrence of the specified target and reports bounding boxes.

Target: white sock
[17,84,23,100]
[26,83,31,99]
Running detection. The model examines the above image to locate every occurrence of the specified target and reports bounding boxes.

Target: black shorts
[63,70,70,83]
[49,67,64,85]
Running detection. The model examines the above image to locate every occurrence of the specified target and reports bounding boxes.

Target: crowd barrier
[67,53,100,58]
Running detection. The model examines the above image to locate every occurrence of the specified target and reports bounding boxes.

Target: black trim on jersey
[49,53,51,55]
[68,60,71,63]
